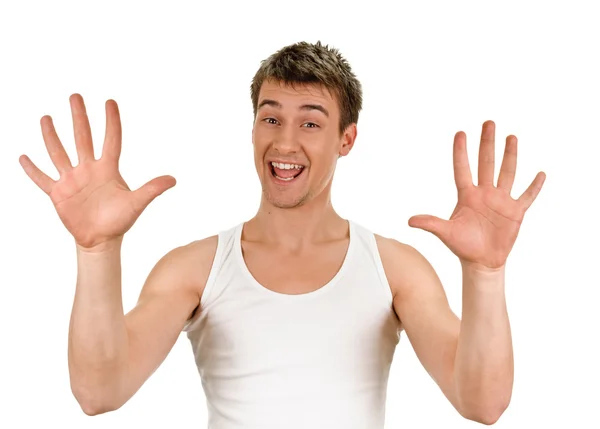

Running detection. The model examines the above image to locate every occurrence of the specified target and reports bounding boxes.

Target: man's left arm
[455,263,513,423]
[381,120,545,425]
[378,237,511,425]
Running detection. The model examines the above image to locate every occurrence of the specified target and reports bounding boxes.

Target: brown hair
[250,40,363,135]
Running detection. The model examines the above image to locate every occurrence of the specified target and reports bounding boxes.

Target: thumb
[408,215,449,240]
[132,175,177,212]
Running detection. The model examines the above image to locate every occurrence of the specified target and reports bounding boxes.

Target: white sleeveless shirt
[183,220,402,429]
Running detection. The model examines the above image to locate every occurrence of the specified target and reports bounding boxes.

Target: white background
[1,0,598,427]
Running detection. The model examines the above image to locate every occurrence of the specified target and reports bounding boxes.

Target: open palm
[19,94,176,250]
[409,121,546,270]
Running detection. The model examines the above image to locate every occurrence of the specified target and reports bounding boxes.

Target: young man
[19,41,545,428]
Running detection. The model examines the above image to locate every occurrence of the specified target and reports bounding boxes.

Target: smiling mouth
[269,162,305,182]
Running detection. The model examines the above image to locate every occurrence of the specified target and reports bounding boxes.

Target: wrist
[461,261,506,293]
[76,236,123,255]
[460,260,506,275]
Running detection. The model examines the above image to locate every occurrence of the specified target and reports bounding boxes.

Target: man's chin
[271,199,306,209]
[263,192,308,209]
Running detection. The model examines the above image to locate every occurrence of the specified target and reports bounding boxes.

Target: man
[19,41,545,428]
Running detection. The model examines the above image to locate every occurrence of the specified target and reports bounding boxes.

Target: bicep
[378,237,461,410]
[120,237,217,402]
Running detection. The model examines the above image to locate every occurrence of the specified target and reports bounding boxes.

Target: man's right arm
[68,235,218,415]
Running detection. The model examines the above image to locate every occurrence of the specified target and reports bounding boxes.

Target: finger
[131,175,177,213]
[69,93,95,163]
[478,120,496,187]
[453,131,473,190]
[19,154,55,194]
[517,171,546,211]
[41,115,73,174]
[101,99,122,164]
[408,215,451,241]
[497,135,518,193]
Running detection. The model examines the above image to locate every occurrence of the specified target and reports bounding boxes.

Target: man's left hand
[408,120,546,271]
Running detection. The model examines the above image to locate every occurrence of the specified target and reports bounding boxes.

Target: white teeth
[275,175,295,181]
[271,162,304,170]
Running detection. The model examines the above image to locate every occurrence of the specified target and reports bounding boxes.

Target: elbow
[71,383,122,416]
[69,360,129,416]
[455,378,513,425]
[77,394,123,416]
[460,401,509,425]
[464,411,502,426]
[79,400,114,417]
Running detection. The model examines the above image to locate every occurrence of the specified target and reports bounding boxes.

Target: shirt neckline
[234,219,356,300]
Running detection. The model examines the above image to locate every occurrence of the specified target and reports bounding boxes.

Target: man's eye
[264,118,278,125]
[303,122,319,128]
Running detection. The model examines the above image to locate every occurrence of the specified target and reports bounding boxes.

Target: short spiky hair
[250,40,363,135]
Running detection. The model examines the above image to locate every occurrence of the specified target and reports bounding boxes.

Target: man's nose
[272,124,300,154]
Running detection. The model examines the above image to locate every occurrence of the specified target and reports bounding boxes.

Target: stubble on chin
[261,187,310,209]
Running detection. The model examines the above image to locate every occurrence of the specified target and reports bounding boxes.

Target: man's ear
[338,123,358,157]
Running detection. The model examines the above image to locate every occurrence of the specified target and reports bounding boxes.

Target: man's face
[252,79,356,209]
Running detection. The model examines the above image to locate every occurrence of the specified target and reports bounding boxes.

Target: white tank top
[183,220,402,429]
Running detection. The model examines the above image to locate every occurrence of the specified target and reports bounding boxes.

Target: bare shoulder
[374,233,443,300]
[177,234,220,272]
[138,234,219,305]
[166,234,219,295]
[177,235,220,305]
[374,233,422,263]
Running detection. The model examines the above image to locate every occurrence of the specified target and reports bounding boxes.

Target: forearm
[454,263,513,422]
[68,238,129,412]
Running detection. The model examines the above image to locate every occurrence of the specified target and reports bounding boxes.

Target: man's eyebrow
[257,99,329,118]
[257,99,282,110]
[300,104,329,118]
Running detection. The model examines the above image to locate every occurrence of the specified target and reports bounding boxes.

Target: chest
[240,238,349,295]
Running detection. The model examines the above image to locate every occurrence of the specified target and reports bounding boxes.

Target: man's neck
[245,198,348,249]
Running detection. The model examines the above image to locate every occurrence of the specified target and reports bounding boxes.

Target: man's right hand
[19,93,176,252]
